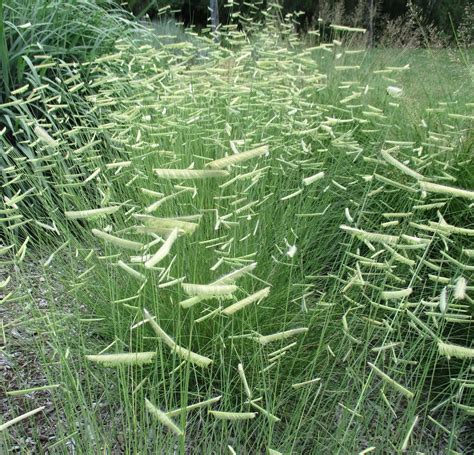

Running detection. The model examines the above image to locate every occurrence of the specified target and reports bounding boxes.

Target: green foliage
[0,0,10,100]
[1,2,473,453]
[0,0,137,106]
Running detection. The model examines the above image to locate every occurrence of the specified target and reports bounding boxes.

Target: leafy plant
[1,3,472,453]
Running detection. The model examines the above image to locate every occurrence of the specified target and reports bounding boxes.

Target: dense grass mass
[1,2,473,453]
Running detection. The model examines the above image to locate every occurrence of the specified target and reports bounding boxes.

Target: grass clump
[0,0,137,100]
[1,3,473,453]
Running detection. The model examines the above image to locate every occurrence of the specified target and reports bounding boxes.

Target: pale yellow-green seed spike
[144,228,179,268]
[420,181,474,200]
[144,309,213,367]
[154,168,229,179]
[222,287,270,316]
[258,328,308,345]
[65,206,120,219]
[166,396,222,417]
[237,363,252,399]
[209,410,256,420]
[368,362,414,399]
[0,406,45,432]
[145,399,184,437]
[85,352,156,366]
[206,145,269,169]
[91,229,144,251]
[437,341,474,359]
